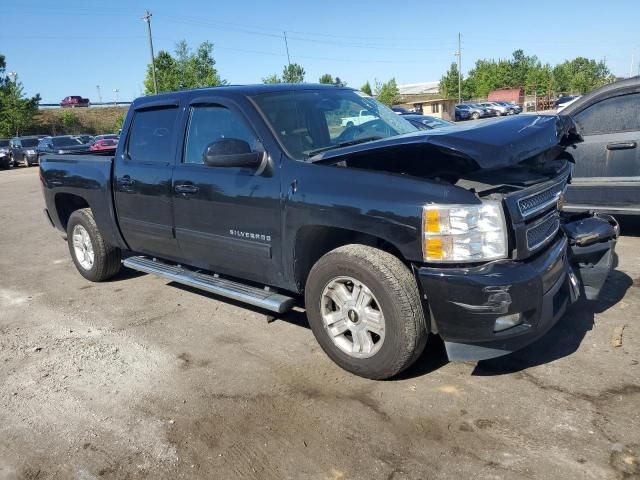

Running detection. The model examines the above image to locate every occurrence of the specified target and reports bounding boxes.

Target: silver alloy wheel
[72,224,95,270]
[320,276,386,358]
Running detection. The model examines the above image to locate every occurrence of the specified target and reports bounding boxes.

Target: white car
[557,96,581,112]
[341,110,377,127]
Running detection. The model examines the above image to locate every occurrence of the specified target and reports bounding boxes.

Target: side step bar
[123,256,295,313]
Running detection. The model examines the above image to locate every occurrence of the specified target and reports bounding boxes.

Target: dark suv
[9,136,41,167]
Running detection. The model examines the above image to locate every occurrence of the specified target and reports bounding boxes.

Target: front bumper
[25,152,38,164]
[415,234,582,361]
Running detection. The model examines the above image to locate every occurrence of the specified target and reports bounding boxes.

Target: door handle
[175,184,199,195]
[119,175,135,187]
[606,141,637,150]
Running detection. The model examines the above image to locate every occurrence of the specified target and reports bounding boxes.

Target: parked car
[9,136,40,166]
[469,103,498,117]
[496,101,522,114]
[40,84,617,380]
[75,135,95,144]
[401,115,455,130]
[37,135,91,158]
[454,105,472,121]
[61,96,90,108]
[93,134,119,142]
[561,78,640,214]
[456,104,486,120]
[557,96,581,112]
[0,139,11,169]
[479,101,511,116]
[90,138,118,151]
[391,106,412,114]
[341,109,377,127]
[554,95,577,108]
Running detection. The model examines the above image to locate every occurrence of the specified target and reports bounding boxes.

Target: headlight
[26,149,36,155]
[422,201,508,263]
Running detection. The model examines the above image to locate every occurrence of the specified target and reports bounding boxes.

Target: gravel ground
[0,166,638,480]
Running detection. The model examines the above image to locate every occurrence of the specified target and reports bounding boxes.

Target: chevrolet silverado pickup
[39,84,618,379]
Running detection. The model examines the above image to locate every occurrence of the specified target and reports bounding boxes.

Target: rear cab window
[127,107,178,163]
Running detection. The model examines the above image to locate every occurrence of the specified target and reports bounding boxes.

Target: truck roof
[132,83,354,107]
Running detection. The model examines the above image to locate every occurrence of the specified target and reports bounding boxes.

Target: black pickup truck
[40,84,619,379]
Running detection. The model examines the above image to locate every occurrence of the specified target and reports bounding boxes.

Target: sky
[1,0,639,103]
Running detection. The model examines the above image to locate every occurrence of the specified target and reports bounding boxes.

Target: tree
[552,57,612,94]
[113,113,126,133]
[448,49,614,99]
[144,40,225,95]
[261,74,281,84]
[282,63,305,83]
[439,62,463,99]
[0,55,41,137]
[374,78,399,106]
[319,73,334,84]
[360,81,373,96]
[61,110,80,134]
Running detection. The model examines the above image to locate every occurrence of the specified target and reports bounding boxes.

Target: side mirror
[203,138,263,168]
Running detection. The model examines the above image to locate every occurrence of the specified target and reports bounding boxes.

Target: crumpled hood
[310,115,580,174]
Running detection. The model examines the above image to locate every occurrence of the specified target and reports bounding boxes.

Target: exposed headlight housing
[0,147,8,155]
[422,201,508,263]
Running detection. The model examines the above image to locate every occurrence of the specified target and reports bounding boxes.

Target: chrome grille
[526,214,560,251]
[518,181,565,219]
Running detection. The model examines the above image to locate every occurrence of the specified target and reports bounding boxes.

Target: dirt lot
[0,166,638,480]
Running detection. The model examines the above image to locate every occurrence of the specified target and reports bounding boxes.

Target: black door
[113,103,181,260]
[566,92,640,212]
[172,100,282,286]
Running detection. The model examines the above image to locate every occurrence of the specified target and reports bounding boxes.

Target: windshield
[52,136,83,147]
[252,89,417,160]
[21,138,39,147]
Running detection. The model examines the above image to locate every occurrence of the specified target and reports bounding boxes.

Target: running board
[123,256,295,313]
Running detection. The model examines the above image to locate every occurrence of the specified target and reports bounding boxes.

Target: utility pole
[283,31,291,66]
[454,33,462,104]
[96,85,102,103]
[142,9,158,95]
[113,88,119,106]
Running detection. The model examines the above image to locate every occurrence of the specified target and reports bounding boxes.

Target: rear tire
[305,245,428,380]
[67,208,121,282]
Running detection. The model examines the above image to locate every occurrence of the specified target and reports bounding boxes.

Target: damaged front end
[314,115,618,361]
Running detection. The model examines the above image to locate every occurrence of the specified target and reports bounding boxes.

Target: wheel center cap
[347,309,359,324]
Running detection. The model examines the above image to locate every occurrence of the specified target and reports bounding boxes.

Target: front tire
[471,112,480,120]
[67,208,121,282]
[305,245,428,380]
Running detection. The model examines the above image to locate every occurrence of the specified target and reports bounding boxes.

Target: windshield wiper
[307,136,383,158]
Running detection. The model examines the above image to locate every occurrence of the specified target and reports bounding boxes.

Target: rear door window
[127,107,178,163]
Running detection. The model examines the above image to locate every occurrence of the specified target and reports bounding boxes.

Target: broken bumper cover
[415,235,577,361]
